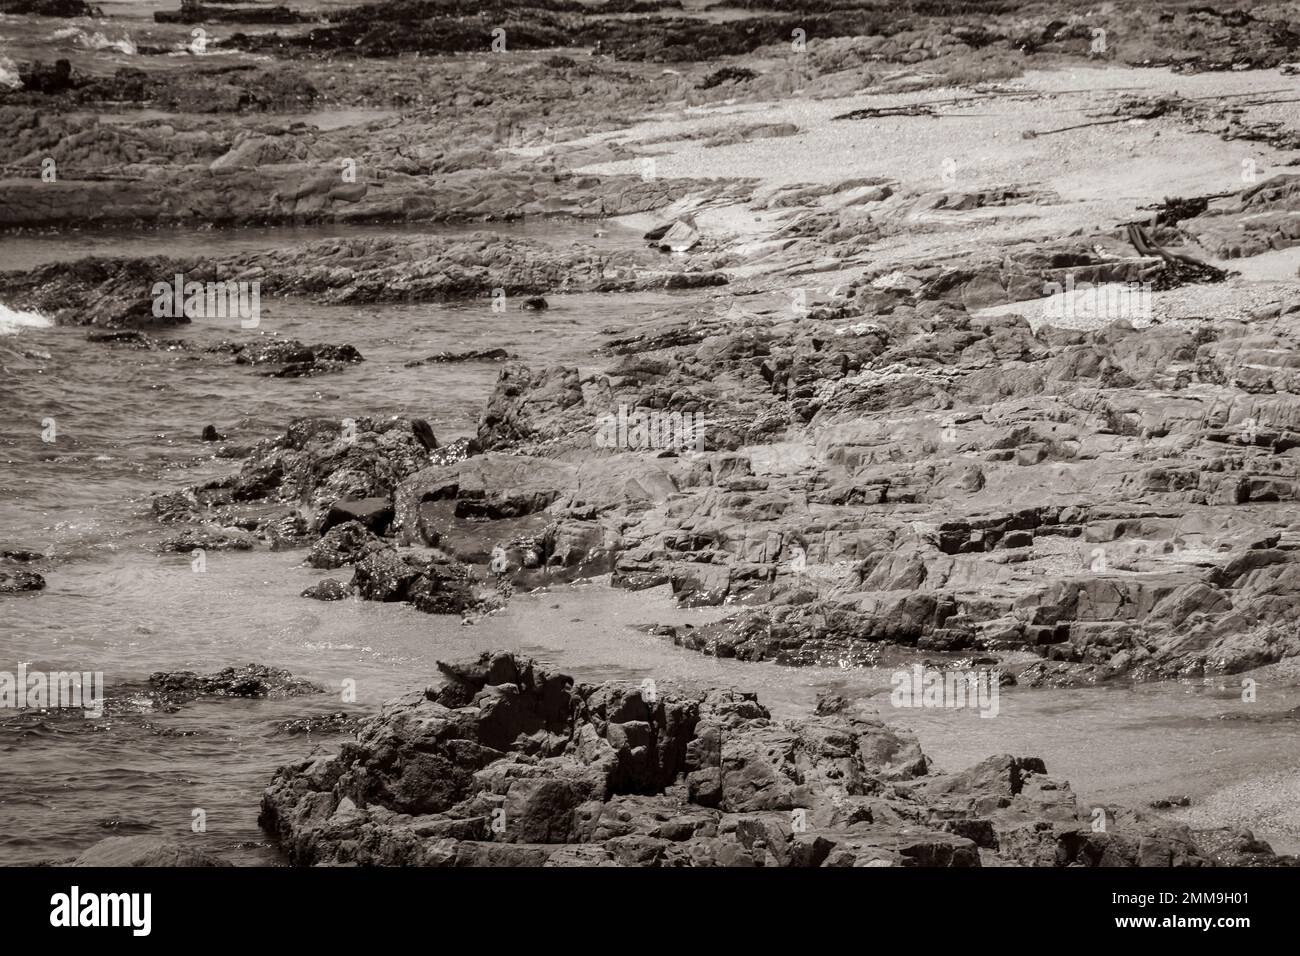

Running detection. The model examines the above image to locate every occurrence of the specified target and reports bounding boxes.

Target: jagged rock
[306,520,384,569]
[258,652,1272,867]
[185,417,437,521]
[476,363,585,450]
[349,548,479,614]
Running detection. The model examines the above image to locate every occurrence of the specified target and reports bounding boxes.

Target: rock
[349,548,480,614]
[257,651,1261,868]
[0,570,45,593]
[655,219,700,253]
[350,549,426,601]
[86,329,154,347]
[71,836,228,867]
[301,578,351,601]
[154,1,311,25]
[159,526,255,553]
[0,234,703,317]
[1193,828,1293,866]
[306,520,384,569]
[405,348,514,366]
[0,0,98,15]
[322,497,394,536]
[201,424,226,442]
[476,364,585,450]
[1,549,44,562]
[172,417,437,532]
[148,664,323,707]
[410,418,438,453]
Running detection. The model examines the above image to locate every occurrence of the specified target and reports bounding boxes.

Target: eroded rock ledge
[259,651,1292,867]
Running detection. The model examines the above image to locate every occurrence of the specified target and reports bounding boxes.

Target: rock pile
[260,651,1293,866]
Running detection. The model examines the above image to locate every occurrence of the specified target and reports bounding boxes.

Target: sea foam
[0,303,54,336]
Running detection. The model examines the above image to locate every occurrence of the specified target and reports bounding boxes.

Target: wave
[0,303,54,336]
[0,56,21,90]
[50,26,137,55]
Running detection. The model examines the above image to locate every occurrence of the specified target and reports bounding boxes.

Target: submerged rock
[1,549,45,563]
[404,348,514,366]
[0,570,45,593]
[159,526,256,553]
[71,836,228,867]
[86,329,155,348]
[148,664,323,709]
[301,578,350,601]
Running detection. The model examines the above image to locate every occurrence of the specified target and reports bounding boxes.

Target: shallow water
[2,222,1299,865]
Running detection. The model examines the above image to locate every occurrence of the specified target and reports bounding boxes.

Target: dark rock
[278,712,364,736]
[306,520,384,569]
[148,664,323,707]
[405,348,514,366]
[411,418,438,452]
[0,0,98,15]
[257,651,1256,868]
[158,526,255,552]
[301,578,351,601]
[698,66,757,90]
[323,497,394,536]
[0,570,46,593]
[20,58,74,95]
[155,1,312,25]
[86,329,154,347]
[1,549,45,563]
[349,548,479,614]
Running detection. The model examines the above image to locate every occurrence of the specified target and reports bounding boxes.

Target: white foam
[50,27,138,56]
[0,303,54,336]
[0,56,21,91]
[79,31,137,56]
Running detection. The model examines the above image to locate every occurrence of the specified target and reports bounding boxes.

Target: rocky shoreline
[5,0,1300,867]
